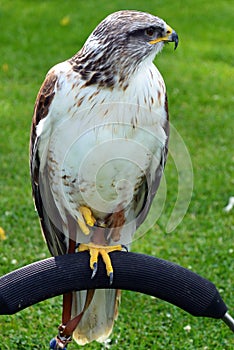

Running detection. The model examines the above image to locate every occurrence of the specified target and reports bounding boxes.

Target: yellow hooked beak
[149,25,179,49]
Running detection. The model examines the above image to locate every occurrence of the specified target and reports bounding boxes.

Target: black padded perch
[0,252,233,332]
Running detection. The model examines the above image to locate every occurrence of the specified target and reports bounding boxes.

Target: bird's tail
[72,289,120,345]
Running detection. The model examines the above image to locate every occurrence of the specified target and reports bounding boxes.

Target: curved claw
[91,262,98,279]
[121,244,128,252]
[109,272,114,285]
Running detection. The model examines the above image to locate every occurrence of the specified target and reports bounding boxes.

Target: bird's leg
[78,242,123,284]
[77,206,96,235]
[106,206,126,242]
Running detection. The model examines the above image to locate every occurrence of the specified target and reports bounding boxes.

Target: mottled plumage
[30,10,178,346]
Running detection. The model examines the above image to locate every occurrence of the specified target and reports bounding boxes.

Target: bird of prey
[30,10,178,348]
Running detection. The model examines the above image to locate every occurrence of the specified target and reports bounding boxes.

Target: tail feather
[72,289,120,345]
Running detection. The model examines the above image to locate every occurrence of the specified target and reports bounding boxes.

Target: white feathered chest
[37,60,167,226]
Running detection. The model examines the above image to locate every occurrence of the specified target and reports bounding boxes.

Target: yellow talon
[78,206,96,235]
[77,219,90,235]
[79,206,96,226]
[78,243,122,284]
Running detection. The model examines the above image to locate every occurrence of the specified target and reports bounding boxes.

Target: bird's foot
[78,243,124,284]
[77,206,96,235]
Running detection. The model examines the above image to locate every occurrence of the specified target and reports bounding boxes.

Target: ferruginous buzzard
[30,10,178,348]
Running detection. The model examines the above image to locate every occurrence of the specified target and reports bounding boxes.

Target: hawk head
[72,10,178,88]
[78,11,178,78]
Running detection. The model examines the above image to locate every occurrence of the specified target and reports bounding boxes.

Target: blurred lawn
[0,0,233,349]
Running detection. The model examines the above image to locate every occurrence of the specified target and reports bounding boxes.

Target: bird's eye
[145,28,155,37]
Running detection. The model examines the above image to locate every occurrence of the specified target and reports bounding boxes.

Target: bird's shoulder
[32,62,69,122]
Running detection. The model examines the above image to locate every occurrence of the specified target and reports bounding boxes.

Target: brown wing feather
[30,71,67,256]
[30,72,57,155]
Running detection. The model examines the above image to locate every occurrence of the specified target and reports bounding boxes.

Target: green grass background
[0,0,233,349]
